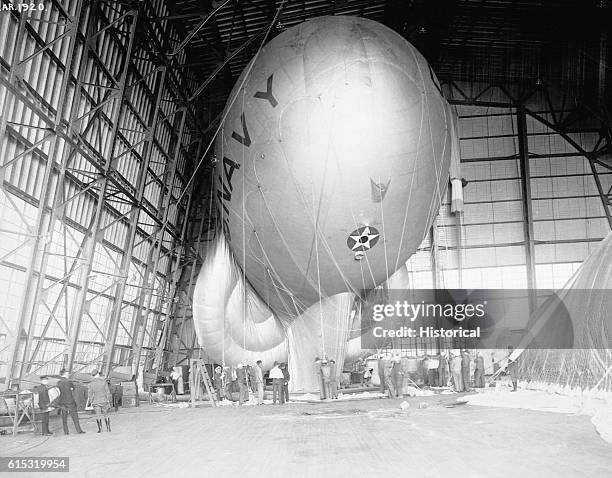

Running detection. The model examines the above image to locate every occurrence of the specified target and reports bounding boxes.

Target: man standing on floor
[474,352,485,388]
[391,357,403,397]
[36,376,52,436]
[461,350,471,392]
[438,352,449,387]
[255,360,265,405]
[55,369,85,435]
[507,346,519,392]
[170,367,181,400]
[236,364,249,405]
[87,370,112,433]
[377,356,386,395]
[281,363,290,403]
[314,357,325,400]
[450,351,463,392]
[320,360,332,400]
[213,366,224,401]
[329,360,338,399]
[270,362,284,404]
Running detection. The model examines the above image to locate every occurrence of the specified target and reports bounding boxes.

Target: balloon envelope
[215,15,452,319]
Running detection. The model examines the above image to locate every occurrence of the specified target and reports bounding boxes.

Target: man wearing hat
[313,357,325,400]
[54,369,85,435]
[87,370,112,433]
[320,360,332,400]
[36,376,53,436]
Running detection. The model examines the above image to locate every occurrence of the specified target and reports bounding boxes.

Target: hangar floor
[2,392,611,478]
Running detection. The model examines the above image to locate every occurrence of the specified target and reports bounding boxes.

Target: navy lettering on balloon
[231,113,251,147]
[216,156,241,241]
[253,75,278,108]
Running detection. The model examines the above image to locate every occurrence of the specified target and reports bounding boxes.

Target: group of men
[35,368,113,437]
[313,357,339,400]
[377,348,519,397]
[211,360,290,405]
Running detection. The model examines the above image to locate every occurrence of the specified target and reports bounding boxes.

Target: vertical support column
[3,4,87,388]
[168,197,208,368]
[128,108,188,376]
[598,28,607,107]
[429,220,442,353]
[517,106,537,311]
[66,6,140,371]
[15,1,87,382]
[102,65,168,375]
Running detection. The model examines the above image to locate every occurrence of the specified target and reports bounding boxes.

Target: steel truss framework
[435,79,612,310]
[0,0,207,389]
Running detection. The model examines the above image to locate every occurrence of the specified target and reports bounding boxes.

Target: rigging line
[309,179,326,355]
[249,228,309,317]
[315,78,377,292]
[165,0,288,232]
[241,87,247,363]
[273,137,361,298]
[252,192,321,313]
[416,56,447,257]
[221,127,226,367]
[377,174,390,284]
[217,175,314,318]
[251,161,328,304]
[392,83,424,274]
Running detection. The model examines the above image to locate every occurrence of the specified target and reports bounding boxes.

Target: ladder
[189,359,218,408]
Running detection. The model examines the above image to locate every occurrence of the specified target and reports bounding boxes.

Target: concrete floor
[2,393,612,478]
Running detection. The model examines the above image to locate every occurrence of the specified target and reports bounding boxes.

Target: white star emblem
[347,226,380,252]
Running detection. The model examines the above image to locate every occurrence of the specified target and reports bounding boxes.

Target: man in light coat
[270,362,284,404]
[474,352,485,388]
[255,360,265,405]
[314,357,325,400]
[87,370,112,433]
[329,360,338,399]
[450,352,464,392]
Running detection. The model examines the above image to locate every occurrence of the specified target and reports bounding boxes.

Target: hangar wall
[407,105,611,291]
[0,0,202,389]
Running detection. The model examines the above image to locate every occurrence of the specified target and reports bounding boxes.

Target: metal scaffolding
[0,0,205,389]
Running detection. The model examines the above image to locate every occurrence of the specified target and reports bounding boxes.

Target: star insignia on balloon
[347,226,380,252]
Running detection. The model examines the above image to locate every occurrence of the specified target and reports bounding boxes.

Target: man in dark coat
[391,358,402,397]
[507,346,519,392]
[53,369,85,435]
[280,363,290,403]
[36,376,52,436]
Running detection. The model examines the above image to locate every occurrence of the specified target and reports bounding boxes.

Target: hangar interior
[0,0,611,392]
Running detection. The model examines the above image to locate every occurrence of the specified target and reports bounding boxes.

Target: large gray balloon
[214,15,453,320]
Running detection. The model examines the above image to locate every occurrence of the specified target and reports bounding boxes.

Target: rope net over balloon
[193,15,455,391]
